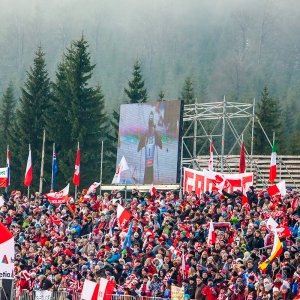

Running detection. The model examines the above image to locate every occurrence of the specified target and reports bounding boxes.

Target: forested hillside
[0,0,300,188]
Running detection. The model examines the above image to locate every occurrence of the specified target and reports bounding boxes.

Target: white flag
[112,156,129,184]
[87,182,101,195]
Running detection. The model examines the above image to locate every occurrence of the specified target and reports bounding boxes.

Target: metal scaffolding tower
[180,98,264,190]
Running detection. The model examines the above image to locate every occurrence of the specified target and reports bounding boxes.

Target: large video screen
[116,100,183,184]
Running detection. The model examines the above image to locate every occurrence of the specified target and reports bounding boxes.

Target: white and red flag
[112,156,129,184]
[87,182,101,195]
[81,278,115,300]
[73,146,80,187]
[208,221,216,246]
[267,180,286,198]
[150,185,156,197]
[44,184,69,205]
[209,142,213,171]
[117,204,132,228]
[267,216,292,239]
[24,148,32,187]
[269,141,277,184]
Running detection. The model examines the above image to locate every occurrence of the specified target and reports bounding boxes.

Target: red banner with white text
[183,168,254,196]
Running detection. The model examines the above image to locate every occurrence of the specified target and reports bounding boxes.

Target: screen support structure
[179,98,273,196]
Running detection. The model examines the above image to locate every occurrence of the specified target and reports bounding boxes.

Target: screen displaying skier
[115,100,183,184]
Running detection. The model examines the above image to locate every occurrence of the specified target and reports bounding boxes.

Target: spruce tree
[253,86,283,154]
[157,90,165,102]
[180,76,195,104]
[11,46,51,191]
[46,36,109,188]
[0,81,16,163]
[124,59,148,103]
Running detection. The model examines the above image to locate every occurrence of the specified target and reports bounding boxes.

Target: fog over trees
[1,0,300,188]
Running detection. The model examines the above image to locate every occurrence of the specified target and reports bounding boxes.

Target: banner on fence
[171,285,184,300]
[35,290,52,300]
[183,167,254,196]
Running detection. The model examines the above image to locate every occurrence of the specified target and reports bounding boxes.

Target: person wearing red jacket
[202,279,219,300]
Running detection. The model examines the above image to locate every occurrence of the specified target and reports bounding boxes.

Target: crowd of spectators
[7,185,300,300]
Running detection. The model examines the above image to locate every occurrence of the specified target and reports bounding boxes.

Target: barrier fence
[13,291,165,300]
[13,291,169,300]
[16,290,68,300]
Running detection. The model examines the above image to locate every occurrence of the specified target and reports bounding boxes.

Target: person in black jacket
[187,278,197,299]
[80,219,92,237]
[249,230,264,250]
[38,275,53,290]
[246,186,258,207]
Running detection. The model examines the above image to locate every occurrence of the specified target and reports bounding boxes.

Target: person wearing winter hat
[272,287,280,299]
[246,284,256,300]
[280,285,295,299]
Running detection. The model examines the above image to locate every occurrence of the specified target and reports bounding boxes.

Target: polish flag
[267,216,292,239]
[269,141,277,184]
[87,182,101,195]
[73,147,80,187]
[81,279,115,300]
[239,141,246,173]
[24,149,32,187]
[267,180,286,198]
[208,221,216,246]
[44,184,70,205]
[209,142,213,171]
[117,204,132,228]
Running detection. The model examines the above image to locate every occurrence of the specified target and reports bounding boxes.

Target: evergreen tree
[180,76,195,104]
[45,36,110,189]
[253,86,283,155]
[157,90,165,102]
[11,46,51,191]
[124,59,147,103]
[0,81,16,163]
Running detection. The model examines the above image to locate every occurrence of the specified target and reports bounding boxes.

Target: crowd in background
[6,185,300,300]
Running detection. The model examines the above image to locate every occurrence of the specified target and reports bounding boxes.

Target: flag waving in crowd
[24,147,32,187]
[112,156,129,184]
[73,145,80,187]
[269,140,277,183]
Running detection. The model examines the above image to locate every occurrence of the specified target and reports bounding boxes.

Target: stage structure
[180,97,275,191]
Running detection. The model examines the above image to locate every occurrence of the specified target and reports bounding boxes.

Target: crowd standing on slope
[7,186,300,300]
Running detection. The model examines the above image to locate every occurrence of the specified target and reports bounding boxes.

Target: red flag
[24,149,32,187]
[208,221,216,245]
[44,184,69,205]
[73,147,80,187]
[150,185,156,197]
[239,141,246,173]
[117,204,132,228]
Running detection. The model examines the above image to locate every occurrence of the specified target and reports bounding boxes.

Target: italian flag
[269,141,277,184]
[259,230,282,272]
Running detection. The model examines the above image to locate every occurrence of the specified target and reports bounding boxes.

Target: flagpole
[27,144,31,199]
[39,130,46,193]
[51,143,55,190]
[100,140,103,196]
[5,145,9,193]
